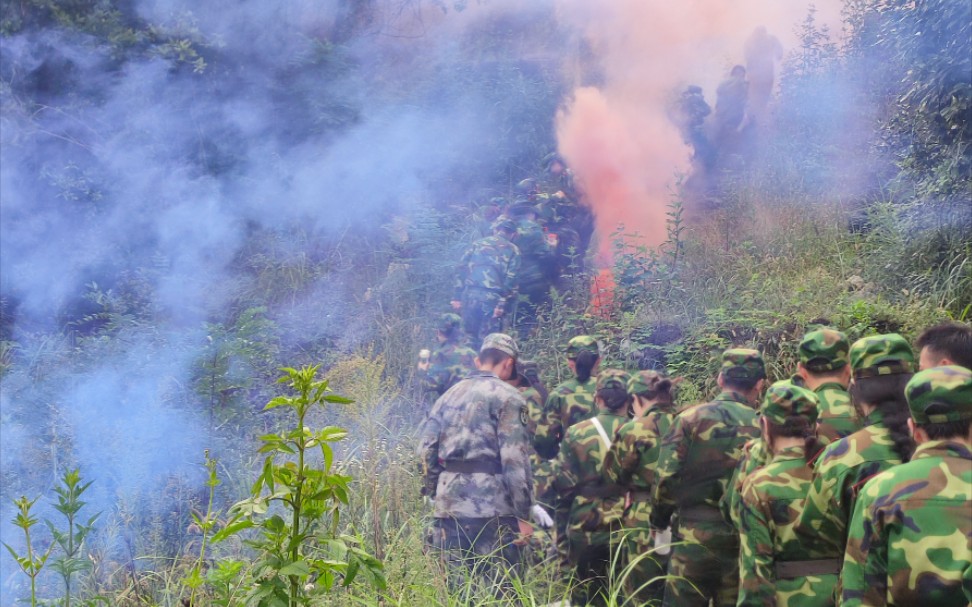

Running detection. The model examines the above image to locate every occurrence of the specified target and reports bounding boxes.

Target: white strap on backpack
[590,417,613,451]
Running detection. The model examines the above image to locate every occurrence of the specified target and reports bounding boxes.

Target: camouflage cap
[491,216,517,234]
[799,328,850,372]
[437,313,462,333]
[849,334,915,379]
[596,368,631,392]
[515,178,538,194]
[480,333,519,360]
[761,380,820,426]
[566,335,599,360]
[905,365,972,424]
[542,152,566,169]
[627,370,669,397]
[720,348,766,381]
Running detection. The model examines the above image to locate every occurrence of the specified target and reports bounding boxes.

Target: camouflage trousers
[460,290,503,344]
[429,516,522,602]
[663,525,739,607]
[567,534,615,607]
[622,526,668,605]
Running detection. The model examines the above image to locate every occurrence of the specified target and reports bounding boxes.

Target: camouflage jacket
[453,235,520,308]
[421,341,476,397]
[534,376,598,460]
[721,437,769,527]
[813,382,860,446]
[795,410,903,555]
[515,218,554,291]
[551,410,629,545]
[651,390,760,546]
[737,444,838,607]
[603,402,676,528]
[418,370,533,520]
[841,440,972,607]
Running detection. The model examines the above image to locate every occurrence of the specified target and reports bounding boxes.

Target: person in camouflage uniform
[795,328,859,445]
[737,381,838,607]
[841,365,972,607]
[551,369,632,607]
[418,333,533,599]
[535,335,602,459]
[451,218,521,344]
[508,200,555,333]
[794,334,916,590]
[603,370,678,603]
[650,348,766,607]
[419,313,477,399]
[915,321,972,370]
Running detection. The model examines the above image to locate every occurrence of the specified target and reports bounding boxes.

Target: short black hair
[479,348,512,367]
[916,322,972,369]
[916,403,972,440]
[721,374,760,392]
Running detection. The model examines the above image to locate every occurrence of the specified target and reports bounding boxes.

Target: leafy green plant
[4,496,54,607]
[47,468,100,607]
[223,364,386,607]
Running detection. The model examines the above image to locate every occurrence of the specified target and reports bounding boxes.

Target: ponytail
[849,374,915,463]
[574,350,599,383]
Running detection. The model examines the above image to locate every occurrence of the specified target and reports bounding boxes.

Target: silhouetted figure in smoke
[744,26,783,120]
[671,85,714,168]
[713,65,750,144]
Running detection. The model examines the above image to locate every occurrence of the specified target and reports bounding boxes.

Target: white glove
[654,526,673,556]
[531,504,554,529]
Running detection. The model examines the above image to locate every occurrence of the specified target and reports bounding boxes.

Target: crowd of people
[417,320,972,606]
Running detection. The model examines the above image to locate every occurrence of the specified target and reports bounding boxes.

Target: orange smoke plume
[554,0,842,266]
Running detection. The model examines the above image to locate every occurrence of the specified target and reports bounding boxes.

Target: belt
[443,459,503,475]
[577,483,626,499]
[678,506,726,523]
[775,559,842,579]
[629,490,652,502]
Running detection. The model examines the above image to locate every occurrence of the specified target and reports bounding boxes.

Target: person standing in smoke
[712,65,750,149]
[744,26,783,120]
[451,217,521,345]
[671,85,714,168]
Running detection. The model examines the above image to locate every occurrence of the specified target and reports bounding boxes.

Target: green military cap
[596,368,631,392]
[437,313,462,333]
[481,333,519,360]
[849,334,915,379]
[491,216,517,234]
[721,348,766,380]
[542,152,566,169]
[799,328,850,372]
[566,335,599,360]
[905,365,972,424]
[761,380,820,426]
[627,370,669,396]
[515,178,538,195]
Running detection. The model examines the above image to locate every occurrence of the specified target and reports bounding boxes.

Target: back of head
[916,322,972,369]
[849,334,917,460]
[596,369,632,411]
[490,216,518,238]
[437,313,462,341]
[799,327,850,374]
[763,379,822,462]
[906,365,972,440]
[627,370,675,403]
[566,335,600,382]
[720,347,766,392]
[479,333,519,367]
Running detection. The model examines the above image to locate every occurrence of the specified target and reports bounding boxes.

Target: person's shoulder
[565,417,596,442]
[553,378,580,394]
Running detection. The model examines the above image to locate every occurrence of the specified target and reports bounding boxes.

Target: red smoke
[554,1,842,265]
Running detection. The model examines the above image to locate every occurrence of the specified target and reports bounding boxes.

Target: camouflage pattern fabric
[514,216,554,298]
[721,437,769,527]
[848,333,915,379]
[651,389,761,607]
[721,347,767,381]
[795,409,904,557]
[603,399,677,602]
[453,234,520,341]
[841,439,972,607]
[534,376,598,459]
[737,444,838,607]
[550,409,629,606]
[418,370,532,520]
[813,382,860,445]
[905,365,972,423]
[430,516,522,602]
[421,341,476,398]
[799,328,850,372]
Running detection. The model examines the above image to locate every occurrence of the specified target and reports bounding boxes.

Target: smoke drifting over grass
[554,0,842,259]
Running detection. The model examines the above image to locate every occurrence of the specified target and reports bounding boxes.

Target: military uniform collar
[646,402,676,415]
[715,390,754,408]
[862,407,887,427]
[814,381,848,392]
[912,439,972,461]
[771,444,806,462]
[468,370,498,379]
